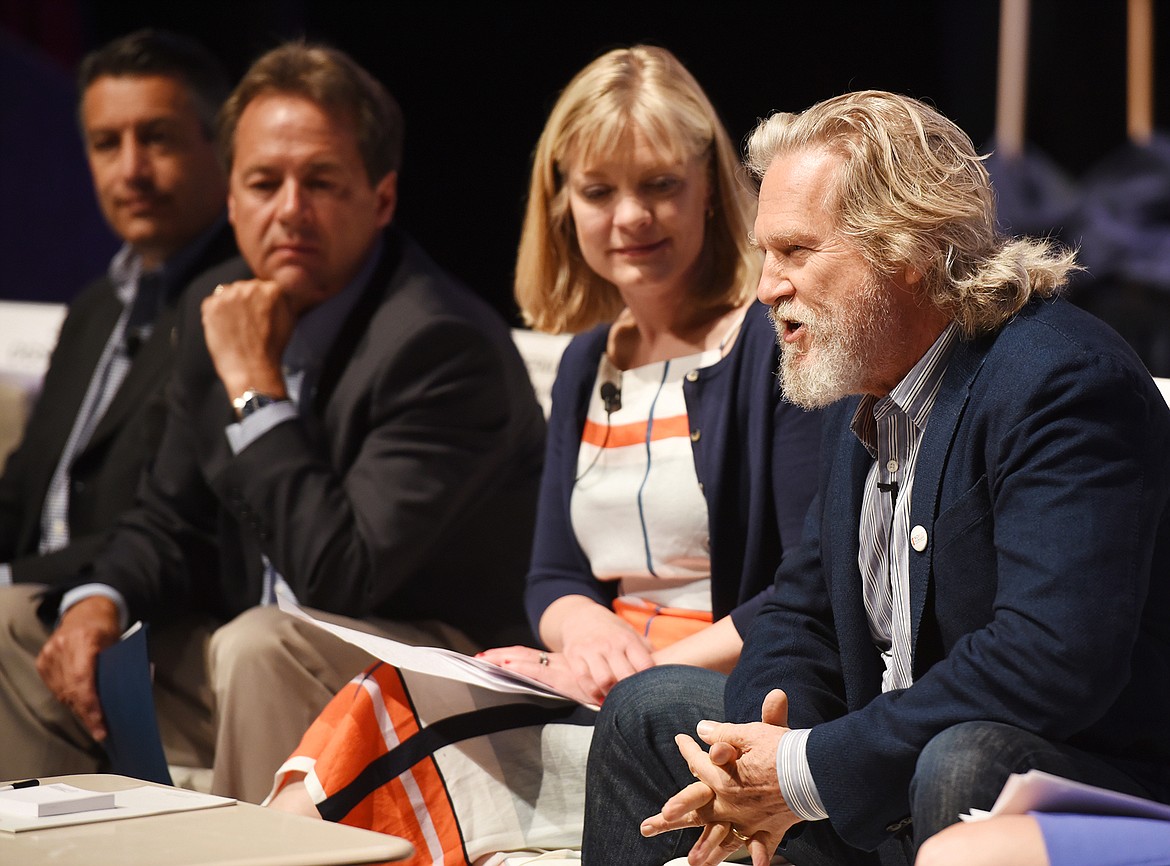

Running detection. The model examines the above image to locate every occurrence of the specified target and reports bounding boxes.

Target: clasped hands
[640,689,802,866]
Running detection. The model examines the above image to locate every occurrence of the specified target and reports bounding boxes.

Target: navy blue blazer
[726,296,1170,851]
[525,303,822,639]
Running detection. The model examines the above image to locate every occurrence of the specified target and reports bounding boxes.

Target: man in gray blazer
[1,42,545,803]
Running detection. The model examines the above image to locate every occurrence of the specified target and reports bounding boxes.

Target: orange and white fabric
[266,350,728,864]
[267,662,595,865]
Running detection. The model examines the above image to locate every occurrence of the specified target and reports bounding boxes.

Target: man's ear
[374,171,398,227]
[901,264,924,288]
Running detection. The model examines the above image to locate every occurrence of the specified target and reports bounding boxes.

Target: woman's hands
[495,597,743,705]
[543,595,655,704]
[502,595,656,704]
[556,601,654,703]
[477,646,598,705]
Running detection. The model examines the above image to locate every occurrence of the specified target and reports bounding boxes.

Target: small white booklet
[961,769,1170,823]
[0,784,234,833]
[0,783,115,818]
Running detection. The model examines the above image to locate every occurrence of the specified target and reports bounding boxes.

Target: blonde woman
[266,45,821,864]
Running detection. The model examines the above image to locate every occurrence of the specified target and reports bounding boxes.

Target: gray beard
[778,339,864,409]
[771,277,896,410]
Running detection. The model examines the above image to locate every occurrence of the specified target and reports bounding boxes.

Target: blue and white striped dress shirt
[777,322,959,822]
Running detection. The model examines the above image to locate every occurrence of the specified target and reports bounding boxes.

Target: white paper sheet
[276,588,586,704]
[960,769,1170,823]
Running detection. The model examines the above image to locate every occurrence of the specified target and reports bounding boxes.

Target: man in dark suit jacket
[0,31,233,588]
[5,43,545,803]
[583,92,1170,866]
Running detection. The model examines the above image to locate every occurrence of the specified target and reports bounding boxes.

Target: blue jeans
[910,719,1159,841]
[582,666,726,866]
[582,666,1159,866]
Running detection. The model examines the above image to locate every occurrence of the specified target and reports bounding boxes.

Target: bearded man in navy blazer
[582,91,1170,866]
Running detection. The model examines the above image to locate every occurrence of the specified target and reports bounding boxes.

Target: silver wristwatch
[232,389,281,420]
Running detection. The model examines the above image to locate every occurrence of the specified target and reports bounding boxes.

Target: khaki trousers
[0,585,477,804]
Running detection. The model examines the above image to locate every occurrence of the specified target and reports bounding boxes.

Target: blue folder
[95,622,173,785]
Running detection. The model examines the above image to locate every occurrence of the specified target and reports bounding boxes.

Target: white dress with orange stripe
[573,350,717,645]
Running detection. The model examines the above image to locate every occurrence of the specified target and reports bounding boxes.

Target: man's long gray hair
[746,91,1078,337]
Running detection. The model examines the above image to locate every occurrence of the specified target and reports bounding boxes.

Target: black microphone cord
[575,381,621,483]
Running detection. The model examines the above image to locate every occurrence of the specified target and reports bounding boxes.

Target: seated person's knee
[916,720,1002,785]
[208,607,293,683]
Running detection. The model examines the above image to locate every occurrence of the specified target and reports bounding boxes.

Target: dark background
[3,0,1168,323]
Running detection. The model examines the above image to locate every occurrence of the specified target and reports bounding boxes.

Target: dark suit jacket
[726,297,1170,851]
[0,223,237,587]
[77,229,545,648]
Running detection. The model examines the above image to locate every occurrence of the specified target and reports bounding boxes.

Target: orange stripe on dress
[372,665,468,866]
[305,664,471,865]
[581,414,692,448]
[612,597,713,651]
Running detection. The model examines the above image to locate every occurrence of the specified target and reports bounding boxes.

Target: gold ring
[539,651,549,666]
[730,827,751,845]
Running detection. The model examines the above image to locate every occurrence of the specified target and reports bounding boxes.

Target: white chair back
[0,301,67,461]
[1154,377,1170,407]
[511,328,572,419]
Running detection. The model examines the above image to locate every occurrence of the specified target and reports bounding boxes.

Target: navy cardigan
[524,302,822,640]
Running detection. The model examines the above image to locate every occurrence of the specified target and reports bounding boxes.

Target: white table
[0,774,412,866]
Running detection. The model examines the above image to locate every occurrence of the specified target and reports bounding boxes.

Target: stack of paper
[0,784,235,833]
[961,770,1170,822]
[0,784,115,818]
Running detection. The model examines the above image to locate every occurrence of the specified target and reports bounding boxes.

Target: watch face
[233,390,279,419]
